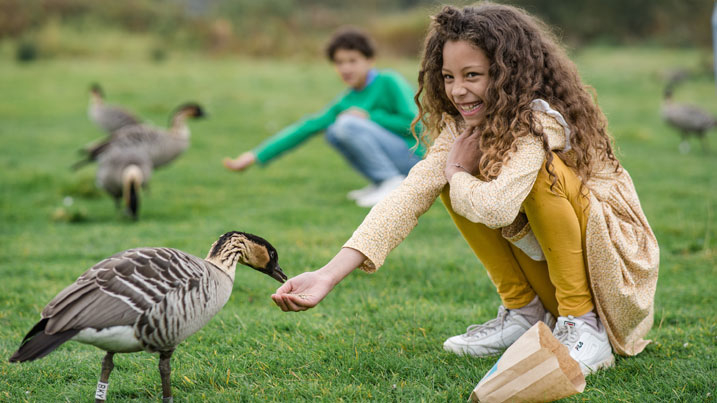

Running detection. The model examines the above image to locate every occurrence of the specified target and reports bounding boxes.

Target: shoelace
[464,306,509,338]
[553,319,580,347]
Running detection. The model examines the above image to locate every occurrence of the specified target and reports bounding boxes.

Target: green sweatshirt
[253,69,424,164]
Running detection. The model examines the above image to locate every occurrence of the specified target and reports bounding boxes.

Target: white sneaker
[553,315,614,376]
[347,183,378,201]
[355,175,405,207]
[443,305,556,357]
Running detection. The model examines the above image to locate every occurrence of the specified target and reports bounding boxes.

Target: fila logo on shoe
[566,321,576,327]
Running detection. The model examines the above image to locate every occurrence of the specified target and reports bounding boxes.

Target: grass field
[0,46,715,402]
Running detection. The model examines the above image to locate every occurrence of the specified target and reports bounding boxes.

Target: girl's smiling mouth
[457,101,483,116]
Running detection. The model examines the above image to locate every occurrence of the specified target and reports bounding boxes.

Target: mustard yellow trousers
[441,155,594,318]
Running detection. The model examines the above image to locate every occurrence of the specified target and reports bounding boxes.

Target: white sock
[511,295,546,324]
[576,310,600,332]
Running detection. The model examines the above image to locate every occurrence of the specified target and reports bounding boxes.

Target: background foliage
[1,0,714,60]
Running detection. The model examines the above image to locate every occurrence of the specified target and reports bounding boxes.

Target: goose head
[172,102,206,121]
[169,102,206,132]
[206,231,287,283]
[662,85,674,102]
[89,83,104,103]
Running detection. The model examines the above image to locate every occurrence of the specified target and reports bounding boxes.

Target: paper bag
[470,322,585,403]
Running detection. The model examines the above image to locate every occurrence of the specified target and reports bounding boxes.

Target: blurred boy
[223,28,423,207]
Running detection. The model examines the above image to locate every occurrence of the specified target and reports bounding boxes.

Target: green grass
[0,46,715,402]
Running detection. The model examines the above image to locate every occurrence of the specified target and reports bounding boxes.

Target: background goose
[88,83,141,135]
[661,79,716,153]
[95,146,153,220]
[9,231,286,403]
[73,102,205,170]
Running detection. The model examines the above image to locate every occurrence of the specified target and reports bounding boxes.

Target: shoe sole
[443,342,504,358]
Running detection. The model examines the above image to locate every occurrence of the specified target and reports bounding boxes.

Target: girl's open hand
[445,126,482,181]
[271,271,334,312]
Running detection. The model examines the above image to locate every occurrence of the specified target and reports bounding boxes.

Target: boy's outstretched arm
[272,247,366,311]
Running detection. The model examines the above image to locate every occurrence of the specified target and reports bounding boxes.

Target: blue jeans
[325,114,421,183]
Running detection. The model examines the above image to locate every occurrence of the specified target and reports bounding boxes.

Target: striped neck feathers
[205,232,272,281]
[169,103,203,134]
[170,112,191,136]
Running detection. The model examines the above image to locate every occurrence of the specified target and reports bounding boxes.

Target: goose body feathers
[45,247,234,354]
[92,123,190,169]
[96,148,152,200]
[661,101,717,134]
[74,103,204,170]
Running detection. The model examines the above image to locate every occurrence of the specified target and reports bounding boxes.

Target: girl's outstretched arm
[271,247,366,311]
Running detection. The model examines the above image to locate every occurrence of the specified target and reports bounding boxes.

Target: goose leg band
[95,381,109,401]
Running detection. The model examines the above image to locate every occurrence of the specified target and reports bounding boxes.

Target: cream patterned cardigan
[344,101,659,356]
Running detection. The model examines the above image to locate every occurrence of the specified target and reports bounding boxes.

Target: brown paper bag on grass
[470,321,585,402]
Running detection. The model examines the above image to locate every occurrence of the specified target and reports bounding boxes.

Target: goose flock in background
[10,231,287,402]
[75,84,205,219]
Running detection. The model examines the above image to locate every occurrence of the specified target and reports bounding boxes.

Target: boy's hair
[326,28,376,61]
[413,2,619,185]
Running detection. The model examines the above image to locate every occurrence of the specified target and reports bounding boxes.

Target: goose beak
[268,265,287,283]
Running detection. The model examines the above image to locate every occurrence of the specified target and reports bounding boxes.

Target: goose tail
[123,165,143,220]
[9,318,79,363]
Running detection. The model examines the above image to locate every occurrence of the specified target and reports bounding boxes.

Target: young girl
[271,3,659,375]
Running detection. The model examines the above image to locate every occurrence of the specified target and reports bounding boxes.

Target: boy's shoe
[443,305,556,357]
[347,183,378,201]
[553,315,615,376]
[355,175,405,207]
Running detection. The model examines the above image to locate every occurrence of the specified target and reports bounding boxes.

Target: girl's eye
[442,74,453,80]
[467,72,482,78]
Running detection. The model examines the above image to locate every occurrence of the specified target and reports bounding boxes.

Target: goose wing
[95,104,141,133]
[84,124,163,161]
[42,247,210,334]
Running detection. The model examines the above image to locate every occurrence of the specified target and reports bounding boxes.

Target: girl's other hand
[445,126,482,181]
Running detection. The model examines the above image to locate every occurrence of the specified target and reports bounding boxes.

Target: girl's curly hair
[412,3,619,183]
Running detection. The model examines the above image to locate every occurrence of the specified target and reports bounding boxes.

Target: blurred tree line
[1,0,713,60]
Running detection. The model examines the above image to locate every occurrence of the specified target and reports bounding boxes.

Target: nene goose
[88,83,141,134]
[95,146,153,220]
[73,103,205,170]
[9,231,287,403]
[662,82,716,153]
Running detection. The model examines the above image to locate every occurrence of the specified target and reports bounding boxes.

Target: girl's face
[442,40,491,126]
[333,49,374,90]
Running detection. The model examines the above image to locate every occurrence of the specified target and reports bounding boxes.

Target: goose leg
[158,350,174,403]
[678,133,691,154]
[94,352,115,403]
